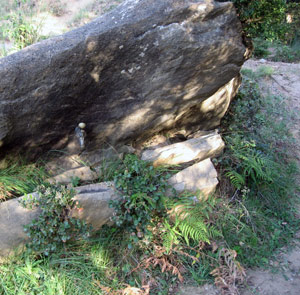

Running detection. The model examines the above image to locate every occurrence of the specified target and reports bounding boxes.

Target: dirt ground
[178,60,300,295]
[0,0,123,53]
[35,0,123,36]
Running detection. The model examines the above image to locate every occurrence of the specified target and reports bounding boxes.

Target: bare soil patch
[0,0,124,55]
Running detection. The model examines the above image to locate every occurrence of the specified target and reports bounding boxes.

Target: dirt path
[244,59,300,164]
[178,60,300,295]
[34,0,95,37]
[1,0,124,53]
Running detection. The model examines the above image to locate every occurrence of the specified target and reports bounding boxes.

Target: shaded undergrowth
[0,68,299,295]
[217,67,299,267]
[253,38,300,62]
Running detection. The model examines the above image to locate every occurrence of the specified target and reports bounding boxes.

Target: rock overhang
[0,0,247,160]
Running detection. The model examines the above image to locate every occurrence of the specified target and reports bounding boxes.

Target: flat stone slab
[48,166,99,184]
[0,192,40,260]
[141,132,224,167]
[0,182,119,259]
[72,182,118,230]
[168,158,218,197]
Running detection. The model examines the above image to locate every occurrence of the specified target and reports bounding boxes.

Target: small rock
[177,284,219,295]
[142,134,169,149]
[187,129,216,139]
[168,158,218,198]
[71,182,119,230]
[45,154,85,175]
[0,192,40,260]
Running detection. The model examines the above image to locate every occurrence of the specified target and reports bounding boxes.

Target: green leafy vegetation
[0,0,46,56]
[221,0,300,62]
[218,67,299,266]
[252,38,300,62]
[2,11,42,50]
[271,41,300,62]
[223,0,299,43]
[19,184,91,256]
[110,155,220,251]
[230,0,288,41]
[0,159,48,201]
[0,231,121,295]
[110,155,171,245]
[109,155,219,284]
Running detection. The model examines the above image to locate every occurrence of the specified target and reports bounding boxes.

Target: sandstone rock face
[0,192,40,259]
[48,166,99,184]
[141,131,224,166]
[0,183,119,259]
[0,0,246,159]
[168,158,218,197]
[72,182,118,230]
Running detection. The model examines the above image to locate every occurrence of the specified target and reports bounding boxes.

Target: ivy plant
[109,155,172,246]
[20,184,91,256]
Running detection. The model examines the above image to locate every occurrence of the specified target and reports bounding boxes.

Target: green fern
[162,196,220,252]
[225,137,275,189]
[239,150,272,183]
[225,170,245,189]
[178,217,209,245]
[161,220,181,252]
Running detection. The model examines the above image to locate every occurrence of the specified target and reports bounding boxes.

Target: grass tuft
[0,158,48,201]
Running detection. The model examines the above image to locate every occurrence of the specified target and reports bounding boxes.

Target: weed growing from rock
[20,184,91,256]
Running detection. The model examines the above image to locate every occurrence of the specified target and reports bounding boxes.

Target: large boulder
[0,0,246,159]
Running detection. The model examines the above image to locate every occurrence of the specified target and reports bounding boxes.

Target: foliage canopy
[218,0,299,43]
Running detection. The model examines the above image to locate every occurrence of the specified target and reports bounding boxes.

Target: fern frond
[225,170,245,189]
[178,217,210,245]
[161,220,181,252]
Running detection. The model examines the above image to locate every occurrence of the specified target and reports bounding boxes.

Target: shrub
[231,0,288,41]
[20,184,91,256]
[218,0,298,43]
[109,155,171,246]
